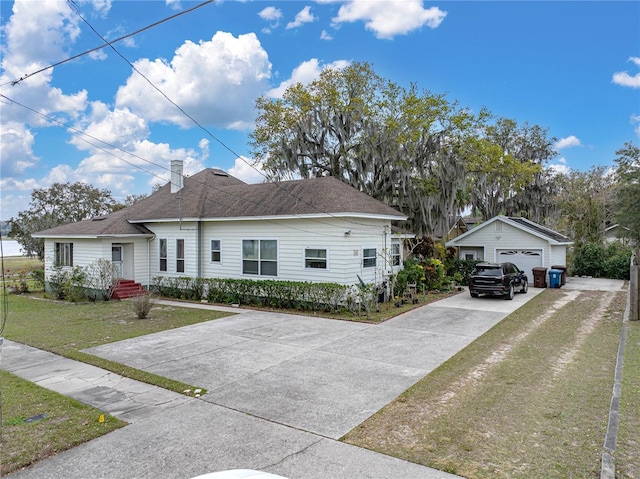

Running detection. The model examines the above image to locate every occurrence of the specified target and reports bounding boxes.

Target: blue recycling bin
[549,269,562,288]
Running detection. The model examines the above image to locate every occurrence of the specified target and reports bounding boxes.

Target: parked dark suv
[468,262,528,300]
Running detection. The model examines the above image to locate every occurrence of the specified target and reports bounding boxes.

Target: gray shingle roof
[507,217,571,243]
[35,169,405,237]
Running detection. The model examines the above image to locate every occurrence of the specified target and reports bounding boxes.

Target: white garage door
[497,249,543,274]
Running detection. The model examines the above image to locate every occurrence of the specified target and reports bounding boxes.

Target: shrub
[133,292,154,319]
[394,258,424,296]
[445,258,480,286]
[31,269,45,291]
[604,242,633,280]
[152,276,350,312]
[572,242,606,277]
[572,241,633,279]
[84,258,120,300]
[423,258,445,290]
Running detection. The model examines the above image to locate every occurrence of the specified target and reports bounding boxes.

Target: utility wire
[1,94,385,237]
[66,0,391,232]
[1,0,215,88]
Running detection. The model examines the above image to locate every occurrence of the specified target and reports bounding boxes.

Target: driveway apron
[85,290,542,440]
[5,288,543,478]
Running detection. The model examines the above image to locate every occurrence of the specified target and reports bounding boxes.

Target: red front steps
[111,279,145,299]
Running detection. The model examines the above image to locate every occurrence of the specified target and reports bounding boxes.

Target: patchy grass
[1,256,43,274]
[617,319,640,478]
[0,370,125,476]
[2,294,233,395]
[343,288,630,478]
[1,256,44,293]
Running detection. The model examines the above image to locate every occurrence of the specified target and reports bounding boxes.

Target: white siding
[43,237,151,284]
[194,217,393,286]
[549,245,568,268]
[453,220,555,267]
[148,222,199,279]
[43,239,99,279]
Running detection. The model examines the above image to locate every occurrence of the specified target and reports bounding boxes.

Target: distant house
[445,216,484,241]
[445,215,573,274]
[605,224,633,246]
[34,161,408,293]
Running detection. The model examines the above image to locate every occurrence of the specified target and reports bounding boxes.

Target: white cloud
[286,6,317,29]
[332,0,446,39]
[321,30,334,41]
[259,6,282,22]
[115,31,272,130]
[267,58,350,98]
[165,0,181,11]
[554,135,582,150]
[228,156,267,184]
[0,122,39,176]
[69,103,150,151]
[612,56,640,88]
[547,163,570,176]
[632,114,640,137]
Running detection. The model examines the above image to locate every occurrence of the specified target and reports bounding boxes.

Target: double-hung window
[242,239,277,276]
[391,243,401,266]
[54,242,73,267]
[176,239,185,273]
[363,247,377,268]
[159,239,167,272]
[305,248,327,269]
[211,240,221,263]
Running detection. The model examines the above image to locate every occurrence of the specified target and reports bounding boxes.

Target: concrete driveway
[85,288,543,441]
[7,287,545,479]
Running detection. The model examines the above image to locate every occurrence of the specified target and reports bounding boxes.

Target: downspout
[147,234,155,290]
[197,221,202,278]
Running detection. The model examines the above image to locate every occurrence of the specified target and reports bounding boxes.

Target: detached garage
[445,216,573,274]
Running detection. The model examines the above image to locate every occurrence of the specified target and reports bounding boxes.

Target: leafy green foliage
[613,142,640,243]
[47,265,86,301]
[8,182,117,259]
[250,61,487,236]
[553,166,616,244]
[572,241,633,279]
[152,276,353,312]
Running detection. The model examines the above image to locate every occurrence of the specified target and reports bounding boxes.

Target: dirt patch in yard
[343,288,627,478]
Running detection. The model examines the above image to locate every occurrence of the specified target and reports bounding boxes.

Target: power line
[1,0,215,88]
[1,94,386,237]
[65,0,389,231]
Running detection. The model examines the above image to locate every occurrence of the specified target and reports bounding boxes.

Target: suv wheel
[504,284,514,300]
[521,280,528,294]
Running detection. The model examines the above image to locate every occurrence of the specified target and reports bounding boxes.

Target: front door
[112,245,123,277]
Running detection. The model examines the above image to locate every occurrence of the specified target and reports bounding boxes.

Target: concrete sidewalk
[3,288,545,479]
[1,340,192,423]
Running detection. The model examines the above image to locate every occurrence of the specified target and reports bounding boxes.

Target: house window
[159,239,167,272]
[363,247,376,268]
[242,239,277,276]
[176,239,185,273]
[391,243,401,266]
[54,242,73,267]
[211,240,221,263]
[462,250,477,261]
[305,248,327,269]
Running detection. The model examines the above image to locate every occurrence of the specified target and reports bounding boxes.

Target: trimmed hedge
[151,276,371,313]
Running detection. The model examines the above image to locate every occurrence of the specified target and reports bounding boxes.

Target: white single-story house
[34,161,408,293]
[445,215,573,275]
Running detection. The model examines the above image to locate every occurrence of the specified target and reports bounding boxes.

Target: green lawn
[343,288,639,478]
[0,371,126,476]
[0,292,234,476]
[2,294,233,394]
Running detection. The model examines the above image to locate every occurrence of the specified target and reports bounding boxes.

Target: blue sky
[1,0,639,221]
